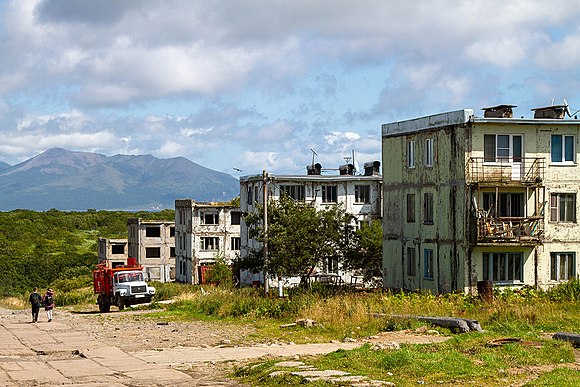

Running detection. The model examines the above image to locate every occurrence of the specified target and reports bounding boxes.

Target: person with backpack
[28,287,42,323]
[43,288,55,322]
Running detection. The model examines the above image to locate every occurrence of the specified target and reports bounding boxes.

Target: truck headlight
[148,287,156,294]
[118,289,128,296]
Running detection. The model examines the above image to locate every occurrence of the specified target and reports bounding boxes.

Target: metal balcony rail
[477,216,544,243]
[468,157,545,184]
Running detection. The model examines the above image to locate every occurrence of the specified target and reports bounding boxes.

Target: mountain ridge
[0,148,239,211]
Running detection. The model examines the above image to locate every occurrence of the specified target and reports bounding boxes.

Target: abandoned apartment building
[97,219,176,282]
[174,199,241,284]
[239,161,383,287]
[382,104,580,295]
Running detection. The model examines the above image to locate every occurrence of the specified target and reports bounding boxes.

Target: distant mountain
[0,161,10,172]
[0,148,239,211]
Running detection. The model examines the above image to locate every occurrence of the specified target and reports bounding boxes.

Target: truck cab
[113,270,156,309]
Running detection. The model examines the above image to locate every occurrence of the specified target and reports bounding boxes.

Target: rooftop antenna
[310,148,318,166]
[343,156,351,164]
[564,99,572,117]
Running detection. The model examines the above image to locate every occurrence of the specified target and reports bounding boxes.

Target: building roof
[239,173,382,183]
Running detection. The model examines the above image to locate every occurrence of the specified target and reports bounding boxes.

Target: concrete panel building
[127,218,175,282]
[174,199,241,284]
[382,105,580,294]
[97,238,128,267]
[239,161,382,287]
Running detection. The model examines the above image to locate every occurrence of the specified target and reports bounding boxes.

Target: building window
[424,249,434,280]
[484,134,523,162]
[355,185,371,204]
[145,247,161,258]
[406,247,416,276]
[170,227,175,237]
[326,256,339,273]
[482,252,523,282]
[280,185,305,201]
[111,244,125,255]
[551,252,576,281]
[201,237,219,251]
[406,193,415,223]
[247,186,253,205]
[423,192,434,224]
[483,192,524,217]
[551,135,575,163]
[170,247,176,258]
[145,226,161,237]
[231,211,241,225]
[202,212,219,225]
[230,237,240,250]
[550,193,576,223]
[407,140,416,168]
[424,138,434,167]
[255,184,260,202]
[322,185,338,203]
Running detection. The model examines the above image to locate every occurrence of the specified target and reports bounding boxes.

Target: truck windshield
[116,272,143,283]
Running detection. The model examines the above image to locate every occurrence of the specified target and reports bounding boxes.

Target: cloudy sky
[1,0,580,176]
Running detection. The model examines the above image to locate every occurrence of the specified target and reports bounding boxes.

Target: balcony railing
[468,157,545,184]
[476,216,544,243]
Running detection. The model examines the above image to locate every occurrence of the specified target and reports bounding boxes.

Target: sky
[2,0,580,177]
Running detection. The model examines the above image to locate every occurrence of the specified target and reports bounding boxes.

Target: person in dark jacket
[43,288,55,322]
[28,287,42,323]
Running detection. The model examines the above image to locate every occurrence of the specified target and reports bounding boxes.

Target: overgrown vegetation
[0,209,174,296]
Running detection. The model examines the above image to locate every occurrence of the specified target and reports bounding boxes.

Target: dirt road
[0,305,448,386]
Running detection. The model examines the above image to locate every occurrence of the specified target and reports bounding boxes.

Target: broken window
[423,192,434,224]
[423,249,434,280]
[322,185,338,203]
[326,256,339,273]
[145,226,161,237]
[550,193,576,223]
[202,212,219,225]
[145,247,161,258]
[280,185,305,201]
[201,237,219,251]
[111,244,125,255]
[483,134,523,162]
[482,192,524,217]
[482,252,523,282]
[355,185,370,204]
[170,247,176,258]
[550,252,575,281]
[407,140,415,168]
[406,247,416,277]
[170,227,175,237]
[424,138,434,167]
[231,211,241,225]
[551,134,575,163]
[406,193,415,223]
[247,186,253,205]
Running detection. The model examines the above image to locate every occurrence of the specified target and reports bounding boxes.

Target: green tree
[242,195,353,284]
[344,219,383,283]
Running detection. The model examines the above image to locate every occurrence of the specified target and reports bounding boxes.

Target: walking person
[43,288,55,322]
[28,287,42,323]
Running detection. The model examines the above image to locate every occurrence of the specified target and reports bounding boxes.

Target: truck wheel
[118,297,125,311]
[98,295,111,313]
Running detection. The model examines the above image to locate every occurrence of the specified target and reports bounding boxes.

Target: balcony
[475,216,544,245]
[468,157,545,185]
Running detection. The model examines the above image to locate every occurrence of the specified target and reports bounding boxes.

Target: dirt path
[0,304,449,386]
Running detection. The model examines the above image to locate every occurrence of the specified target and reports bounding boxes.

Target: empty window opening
[145,226,161,238]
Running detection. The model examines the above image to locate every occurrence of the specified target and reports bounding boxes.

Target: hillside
[0,148,239,211]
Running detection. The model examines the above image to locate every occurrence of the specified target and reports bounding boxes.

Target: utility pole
[262,170,269,296]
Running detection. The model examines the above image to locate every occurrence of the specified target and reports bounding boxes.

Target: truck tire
[118,297,125,311]
[98,295,111,313]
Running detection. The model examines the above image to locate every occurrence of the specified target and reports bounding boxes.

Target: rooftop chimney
[531,105,566,119]
[339,163,355,176]
[481,105,516,118]
[307,163,322,175]
[364,161,381,176]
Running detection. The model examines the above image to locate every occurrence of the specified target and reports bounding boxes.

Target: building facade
[382,106,580,294]
[127,218,175,282]
[174,199,241,284]
[239,162,382,287]
[97,237,128,267]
